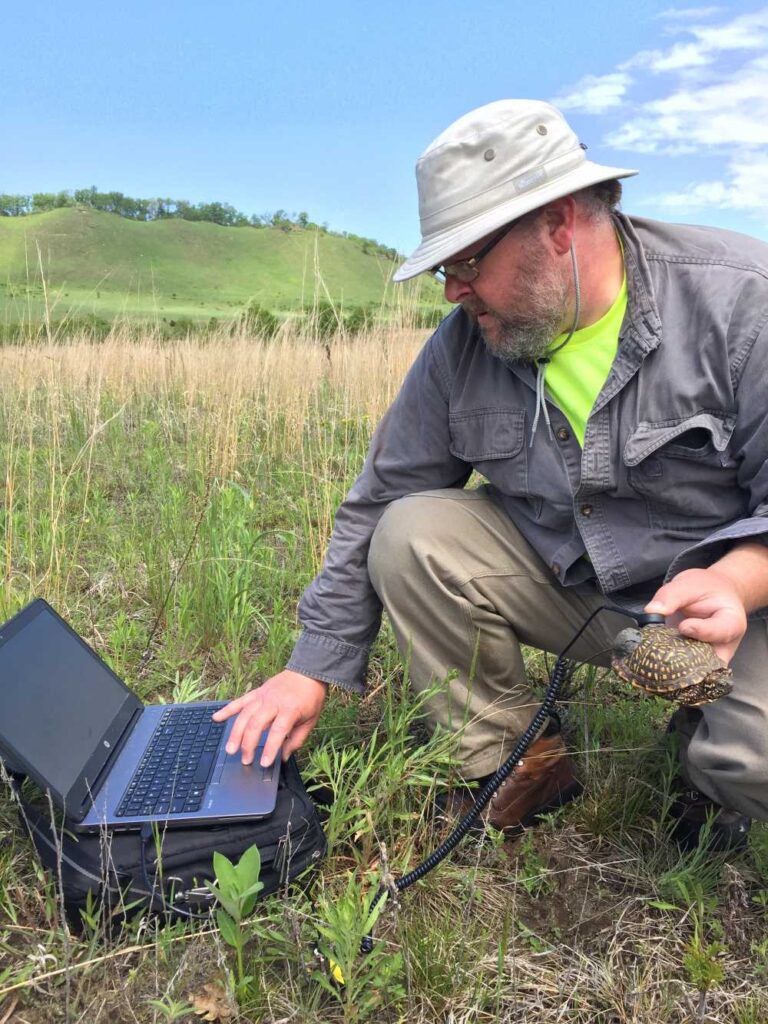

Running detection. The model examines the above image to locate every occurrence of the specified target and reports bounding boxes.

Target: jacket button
[580,504,593,517]
[551,561,561,575]
[556,427,570,441]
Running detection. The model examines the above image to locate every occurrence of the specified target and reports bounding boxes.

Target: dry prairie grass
[0,324,766,1024]
[0,325,422,421]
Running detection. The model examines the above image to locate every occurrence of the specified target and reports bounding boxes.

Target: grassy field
[0,209,440,329]
[0,325,766,1024]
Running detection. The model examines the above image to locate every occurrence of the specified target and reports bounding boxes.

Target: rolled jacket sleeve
[285,218,768,683]
[287,320,472,691]
[666,313,768,581]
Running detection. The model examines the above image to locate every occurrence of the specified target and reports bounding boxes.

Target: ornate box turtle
[611,624,732,705]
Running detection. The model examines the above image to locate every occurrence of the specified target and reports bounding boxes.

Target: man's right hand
[212,669,327,767]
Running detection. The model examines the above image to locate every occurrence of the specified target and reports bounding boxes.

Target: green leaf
[362,889,390,934]
[646,900,681,912]
[311,971,341,999]
[206,882,240,921]
[236,844,262,887]
[216,908,241,950]
[213,851,239,894]
[240,879,265,900]
[241,883,266,917]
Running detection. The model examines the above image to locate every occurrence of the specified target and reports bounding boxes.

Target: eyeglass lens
[431,219,518,283]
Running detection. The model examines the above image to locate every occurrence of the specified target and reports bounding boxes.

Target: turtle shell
[611,624,732,704]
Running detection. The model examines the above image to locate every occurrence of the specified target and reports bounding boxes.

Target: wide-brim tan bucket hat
[393,99,637,282]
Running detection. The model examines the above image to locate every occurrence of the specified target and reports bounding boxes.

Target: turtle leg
[674,685,706,706]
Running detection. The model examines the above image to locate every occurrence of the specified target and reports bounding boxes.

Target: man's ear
[542,197,576,255]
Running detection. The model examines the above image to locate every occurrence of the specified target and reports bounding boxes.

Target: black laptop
[0,599,280,831]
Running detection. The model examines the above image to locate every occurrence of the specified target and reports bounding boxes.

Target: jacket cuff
[286,630,368,693]
[663,520,768,614]
[666,518,768,590]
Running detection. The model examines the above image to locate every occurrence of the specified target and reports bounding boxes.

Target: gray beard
[466,246,572,365]
[478,308,566,365]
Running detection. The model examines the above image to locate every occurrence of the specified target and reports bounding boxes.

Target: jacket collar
[613,212,662,355]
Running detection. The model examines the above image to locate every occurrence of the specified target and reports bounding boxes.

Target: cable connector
[602,604,665,627]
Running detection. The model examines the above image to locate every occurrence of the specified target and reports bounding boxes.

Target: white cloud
[624,41,713,72]
[611,56,768,153]
[651,154,768,212]
[606,118,698,154]
[654,181,730,207]
[656,7,724,19]
[729,153,768,207]
[691,7,768,50]
[554,73,631,114]
[555,6,768,221]
[621,7,768,75]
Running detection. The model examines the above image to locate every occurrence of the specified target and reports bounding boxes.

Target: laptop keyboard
[116,706,226,817]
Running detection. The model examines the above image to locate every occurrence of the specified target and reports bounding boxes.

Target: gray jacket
[287,213,768,691]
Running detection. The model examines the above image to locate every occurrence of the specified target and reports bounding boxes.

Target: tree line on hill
[0,300,446,343]
[0,187,400,262]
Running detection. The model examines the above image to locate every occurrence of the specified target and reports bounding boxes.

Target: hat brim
[392,160,638,282]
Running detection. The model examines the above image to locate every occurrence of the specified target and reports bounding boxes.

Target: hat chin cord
[529,240,581,446]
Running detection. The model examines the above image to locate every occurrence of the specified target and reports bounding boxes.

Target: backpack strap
[7,773,145,914]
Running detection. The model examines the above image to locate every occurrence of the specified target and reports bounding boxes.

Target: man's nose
[443,275,474,304]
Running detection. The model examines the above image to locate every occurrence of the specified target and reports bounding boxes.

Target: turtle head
[612,627,644,661]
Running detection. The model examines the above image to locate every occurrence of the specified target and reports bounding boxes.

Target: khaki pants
[367,488,768,821]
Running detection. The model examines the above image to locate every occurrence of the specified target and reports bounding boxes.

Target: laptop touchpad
[211,735,280,815]
[216,755,276,781]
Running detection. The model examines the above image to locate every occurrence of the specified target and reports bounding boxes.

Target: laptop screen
[0,600,140,810]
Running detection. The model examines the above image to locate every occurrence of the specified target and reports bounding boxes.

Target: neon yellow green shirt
[544,274,628,446]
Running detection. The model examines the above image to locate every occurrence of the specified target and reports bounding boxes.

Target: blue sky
[4,1,768,254]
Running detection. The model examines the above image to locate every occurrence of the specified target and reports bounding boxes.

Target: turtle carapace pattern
[611,624,732,706]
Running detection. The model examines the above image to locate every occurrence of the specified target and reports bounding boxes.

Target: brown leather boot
[434,728,582,835]
[487,731,582,835]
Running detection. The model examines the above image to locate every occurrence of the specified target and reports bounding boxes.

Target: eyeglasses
[430,219,519,283]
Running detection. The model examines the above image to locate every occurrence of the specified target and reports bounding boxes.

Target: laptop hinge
[75,705,144,819]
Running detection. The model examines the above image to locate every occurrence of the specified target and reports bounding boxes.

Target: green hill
[0,208,436,329]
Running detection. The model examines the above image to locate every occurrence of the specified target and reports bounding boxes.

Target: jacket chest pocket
[623,412,742,526]
[449,408,528,494]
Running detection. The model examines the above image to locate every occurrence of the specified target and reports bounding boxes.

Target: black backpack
[10,755,326,929]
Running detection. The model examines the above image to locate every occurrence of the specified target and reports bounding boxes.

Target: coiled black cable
[359,657,570,953]
[396,654,571,888]
[360,605,664,952]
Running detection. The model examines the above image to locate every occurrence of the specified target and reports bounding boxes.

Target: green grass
[0,208,440,328]
[0,329,766,1023]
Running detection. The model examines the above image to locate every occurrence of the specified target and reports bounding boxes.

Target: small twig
[0,996,19,1024]
[45,790,72,1017]
[0,927,215,999]
[379,841,399,908]
[695,988,709,1023]
[138,471,214,677]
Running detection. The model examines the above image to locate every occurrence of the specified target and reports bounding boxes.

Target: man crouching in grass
[216,98,768,854]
